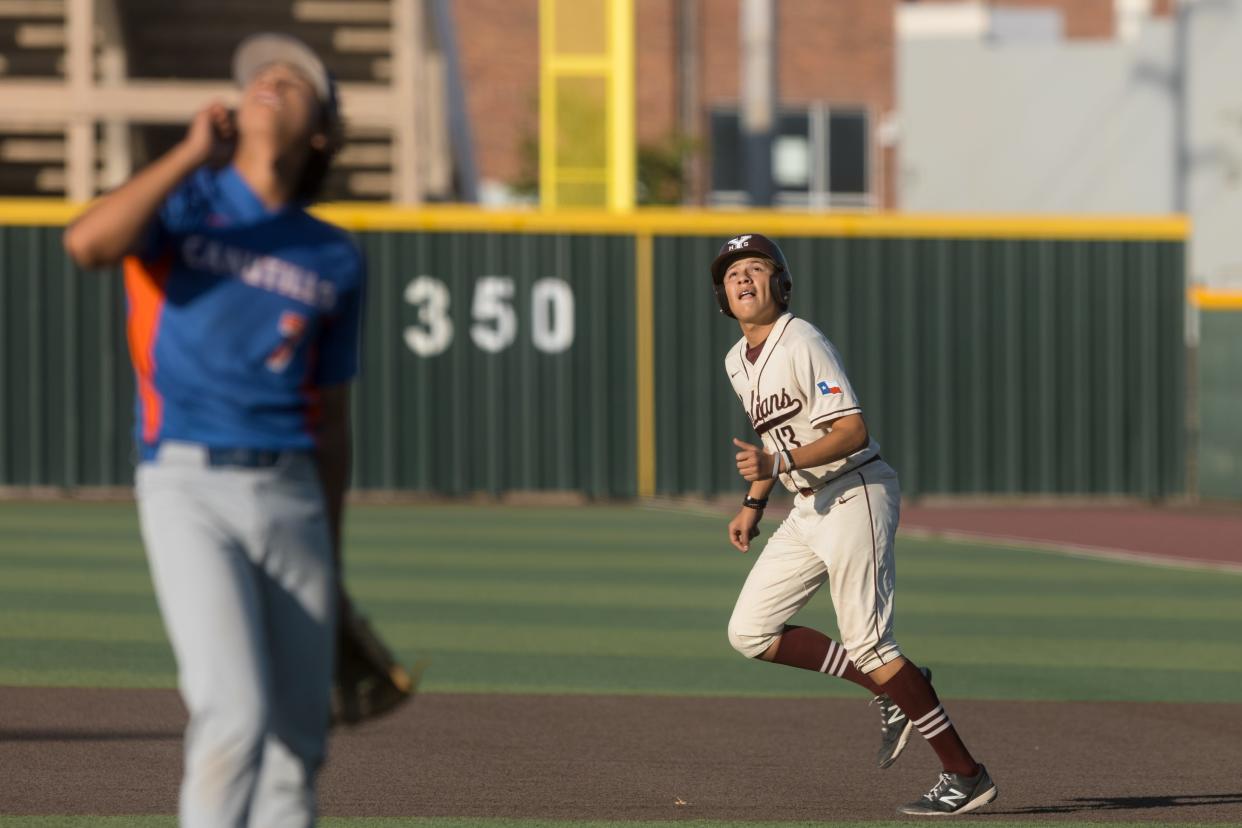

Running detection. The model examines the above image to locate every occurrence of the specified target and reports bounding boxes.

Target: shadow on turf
[0,728,179,742]
[994,792,1242,815]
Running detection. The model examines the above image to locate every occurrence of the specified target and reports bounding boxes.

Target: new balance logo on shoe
[875,697,913,769]
[875,666,932,771]
[900,764,998,816]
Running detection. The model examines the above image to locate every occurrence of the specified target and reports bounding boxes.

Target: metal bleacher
[1,0,446,202]
[0,0,68,195]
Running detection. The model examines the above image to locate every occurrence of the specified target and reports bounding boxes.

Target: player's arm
[745,478,778,501]
[314,383,352,568]
[785,413,868,470]
[732,414,867,481]
[62,102,233,269]
[726,463,778,553]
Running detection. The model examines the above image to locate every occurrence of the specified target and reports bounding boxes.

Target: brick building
[0,0,1180,206]
[455,0,1177,209]
[457,0,899,208]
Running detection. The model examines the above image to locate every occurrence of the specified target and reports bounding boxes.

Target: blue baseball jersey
[124,165,365,456]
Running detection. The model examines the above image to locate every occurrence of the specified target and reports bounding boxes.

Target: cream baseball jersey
[725,312,879,493]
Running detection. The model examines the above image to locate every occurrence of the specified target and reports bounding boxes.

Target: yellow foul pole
[608,0,635,211]
[538,0,557,210]
[539,0,634,211]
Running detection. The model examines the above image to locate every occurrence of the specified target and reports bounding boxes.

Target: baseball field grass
[1,500,1240,826]
[1,500,1239,702]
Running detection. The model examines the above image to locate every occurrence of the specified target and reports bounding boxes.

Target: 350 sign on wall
[403,276,575,356]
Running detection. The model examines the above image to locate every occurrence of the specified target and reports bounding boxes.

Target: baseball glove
[332,591,424,725]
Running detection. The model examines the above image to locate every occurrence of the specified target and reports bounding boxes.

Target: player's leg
[816,464,949,759]
[245,454,337,828]
[816,462,996,814]
[727,505,883,695]
[136,453,270,828]
[824,466,980,774]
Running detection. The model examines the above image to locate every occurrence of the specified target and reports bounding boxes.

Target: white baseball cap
[232,32,340,122]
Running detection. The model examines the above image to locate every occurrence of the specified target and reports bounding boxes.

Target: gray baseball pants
[136,441,336,828]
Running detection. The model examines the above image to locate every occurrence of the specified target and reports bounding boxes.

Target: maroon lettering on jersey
[748,387,802,434]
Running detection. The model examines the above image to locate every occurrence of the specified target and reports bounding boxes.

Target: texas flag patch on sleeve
[817,380,842,396]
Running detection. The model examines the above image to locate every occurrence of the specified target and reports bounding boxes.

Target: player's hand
[733,437,773,481]
[727,507,763,553]
[180,101,236,166]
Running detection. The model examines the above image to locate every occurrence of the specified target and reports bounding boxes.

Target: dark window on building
[709,105,871,207]
[828,110,867,195]
[709,110,743,193]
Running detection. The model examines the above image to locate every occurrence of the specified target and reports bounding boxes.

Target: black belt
[140,441,305,467]
[797,455,883,497]
[206,447,291,468]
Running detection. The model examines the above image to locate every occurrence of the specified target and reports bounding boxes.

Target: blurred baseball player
[64,34,362,827]
[713,234,997,816]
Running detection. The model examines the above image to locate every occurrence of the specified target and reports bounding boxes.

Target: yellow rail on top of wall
[1190,287,1242,311]
[0,199,1190,241]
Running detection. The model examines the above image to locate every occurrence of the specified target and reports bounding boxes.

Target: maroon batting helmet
[710,233,792,318]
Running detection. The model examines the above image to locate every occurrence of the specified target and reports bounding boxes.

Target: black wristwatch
[742,495,768,510]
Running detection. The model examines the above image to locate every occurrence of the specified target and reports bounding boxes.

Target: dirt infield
[899,503,1242,570]
[2,688,1240,822]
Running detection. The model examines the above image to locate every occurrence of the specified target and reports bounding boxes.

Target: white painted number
[402,276,576,356]
[403,276,454,357]
[470,276,518,353]
[530,278,575,354]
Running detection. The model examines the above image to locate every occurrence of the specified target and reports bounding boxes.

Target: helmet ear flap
[772,267,792,309]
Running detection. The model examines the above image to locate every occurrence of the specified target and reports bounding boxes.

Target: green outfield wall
[0,224,133,487]
[1197,299,1242,500]
[352,230,636,495]
[656,234,1186,497]
[0,203,1189,497]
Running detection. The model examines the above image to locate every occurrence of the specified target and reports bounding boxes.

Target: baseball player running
[64,34,362,827]
[713,234,997,816]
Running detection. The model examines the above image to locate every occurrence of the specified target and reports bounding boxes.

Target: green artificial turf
[1,501,1239,702]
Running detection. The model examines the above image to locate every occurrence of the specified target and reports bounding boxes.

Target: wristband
[770,450,783,479]
[781,448,795,472]
[742,495,768,510]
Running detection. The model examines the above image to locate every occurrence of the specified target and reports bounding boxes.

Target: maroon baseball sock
[769,626,883,695]
[878,661,978,777]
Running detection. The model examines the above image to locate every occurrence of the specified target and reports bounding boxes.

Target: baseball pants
[728,460,903,673]
[136,441,335,828]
